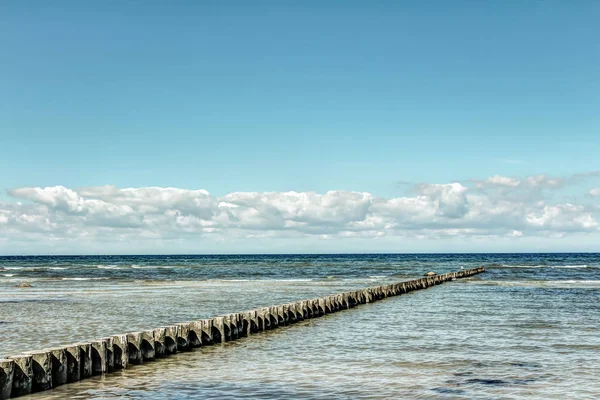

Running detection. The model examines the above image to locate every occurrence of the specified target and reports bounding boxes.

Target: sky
[1,1,599,254]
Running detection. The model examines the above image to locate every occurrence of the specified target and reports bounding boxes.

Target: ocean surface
[1,253,599,399]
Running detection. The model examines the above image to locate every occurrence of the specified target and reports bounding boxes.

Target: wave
[61,277,109,281]
[2,266,69,271]
[477,280,600,288]
[96,265,121,269]
[499,264,594,269]
[206,278,316,283]
[130,265,175,269]
[2,274,15,277]
[131,264,159,269]
[269,278,315,282]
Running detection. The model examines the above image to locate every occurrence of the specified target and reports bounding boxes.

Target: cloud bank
[1,173,599,254]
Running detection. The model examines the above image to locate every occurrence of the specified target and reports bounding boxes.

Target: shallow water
[2,254,600,399]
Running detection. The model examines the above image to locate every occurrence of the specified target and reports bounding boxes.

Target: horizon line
[1,251,599,257]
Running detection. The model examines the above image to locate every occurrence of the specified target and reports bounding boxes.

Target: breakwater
[0,267,484,399]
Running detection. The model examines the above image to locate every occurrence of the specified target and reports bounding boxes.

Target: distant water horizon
[3,251,599,257]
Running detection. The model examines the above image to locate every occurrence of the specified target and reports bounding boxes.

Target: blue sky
[1,1,599,254]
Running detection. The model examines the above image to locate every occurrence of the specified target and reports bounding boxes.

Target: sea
[1,253,599,399]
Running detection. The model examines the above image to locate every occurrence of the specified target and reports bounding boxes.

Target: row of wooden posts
[0,267,485,399]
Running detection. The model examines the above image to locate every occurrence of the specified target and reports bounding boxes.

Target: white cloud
[413,183,469,219]
[486,175,521,187]
[526,204,597,230]
[2,173,600,253]
[524,175,563,188]
[474,174,565,190]
[590,188,600,197]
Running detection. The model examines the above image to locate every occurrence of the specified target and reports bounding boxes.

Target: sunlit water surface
[1,254,599,399]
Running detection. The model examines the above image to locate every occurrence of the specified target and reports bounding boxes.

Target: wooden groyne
[0,267,484,399]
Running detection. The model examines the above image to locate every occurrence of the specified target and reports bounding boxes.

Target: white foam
[207,278,315,283]
[479,280,600,288]
[501,264,592,269]
[61,277,109,281]
[96,265,121,269]
[501,265,544,268]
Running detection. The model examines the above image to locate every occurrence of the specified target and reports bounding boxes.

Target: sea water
[1,254,599,399]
